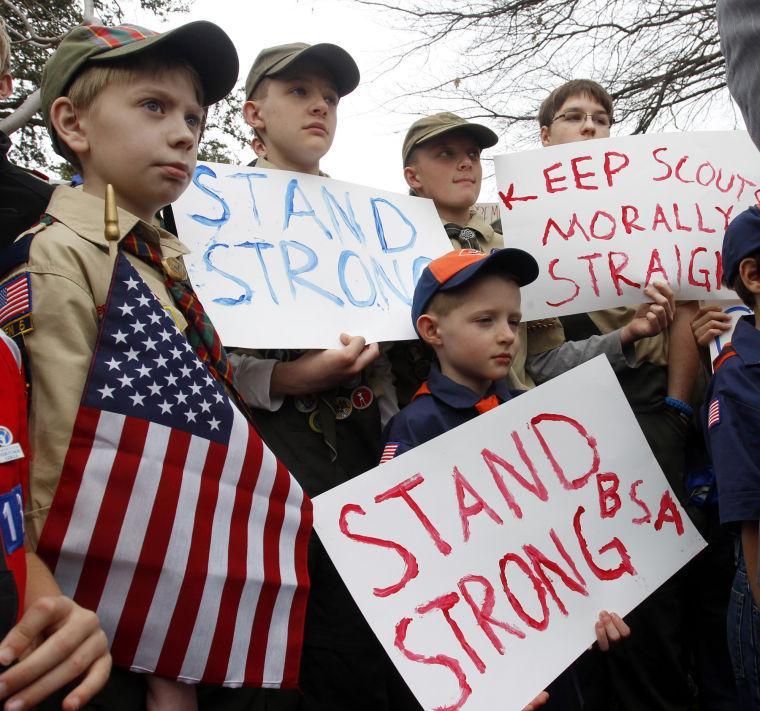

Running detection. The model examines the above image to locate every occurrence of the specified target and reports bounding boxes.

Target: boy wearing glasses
[538,79,729,711]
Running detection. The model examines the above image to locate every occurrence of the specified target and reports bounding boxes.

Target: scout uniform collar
[729,315,760,366]
[252,156,329,178]
[45,185,189,257]
[413,363,512,410]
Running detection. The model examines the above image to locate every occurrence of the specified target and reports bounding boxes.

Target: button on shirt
[381,364,520,459]
[704,315,760,525]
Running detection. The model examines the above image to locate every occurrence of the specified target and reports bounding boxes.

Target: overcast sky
[129,0,743,203]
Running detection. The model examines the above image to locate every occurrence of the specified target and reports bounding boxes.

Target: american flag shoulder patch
[380,442,400,464]
[0,273,33,337]
[708,397,721,429]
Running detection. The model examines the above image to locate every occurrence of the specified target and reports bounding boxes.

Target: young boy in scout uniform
[393,111,674,405]
[234,43,413,710]
[538,78,710,711]
[381,248,631,711]
[0,20,253,710]
[705,205,760,709]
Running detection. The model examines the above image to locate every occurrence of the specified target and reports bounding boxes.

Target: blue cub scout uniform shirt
[704,315,760,526]
[381,363,520,460]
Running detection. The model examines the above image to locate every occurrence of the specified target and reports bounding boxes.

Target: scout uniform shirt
[0,330,28,637]
[381,363,519,459]
[704,315,760,527]
[0,186,189,546]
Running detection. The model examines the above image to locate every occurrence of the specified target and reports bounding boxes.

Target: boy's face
[425,274,521,394]
[71,67,202,222]
[244,67,339,172]
[540,92,611,146]
[405,131,482,212]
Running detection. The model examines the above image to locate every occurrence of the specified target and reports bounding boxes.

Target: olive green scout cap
[41,21,239,155]
[245,42,360,100]
[402,112,499,166]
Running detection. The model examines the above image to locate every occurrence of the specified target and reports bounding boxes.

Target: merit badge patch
[0,273,33,338]
[0,484,24,554]
[707,398,721,429]
[0,426,12,447]
[380,442,399,463]
[333,396,353,420]
[351,386,373,410]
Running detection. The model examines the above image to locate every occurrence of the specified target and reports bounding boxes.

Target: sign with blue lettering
[172,163,452,349]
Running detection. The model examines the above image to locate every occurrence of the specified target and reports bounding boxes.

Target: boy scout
[0,20,284,710]
[393,111,673,404]
[235,43,413,709]
[705,206,760,709]
[538,78,703,711]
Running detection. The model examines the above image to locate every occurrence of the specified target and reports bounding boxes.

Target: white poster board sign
[494,131,760,320]
[703,300,755,365]
[172,163,451,349]
[313,357,705,711]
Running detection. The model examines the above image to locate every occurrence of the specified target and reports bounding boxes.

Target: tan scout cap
[402,112,499,165]
[245,42,360,99]
[41,21,239,156]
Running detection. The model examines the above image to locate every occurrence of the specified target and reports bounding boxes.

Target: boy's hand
[270,333,381,396]
[690,305,732,347]
[594,610,630,651]
[522,691,550,709]
[0,595,111,711]
[146,675,197,711]
[619,282,675,345]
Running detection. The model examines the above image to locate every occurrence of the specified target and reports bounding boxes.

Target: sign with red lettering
[494,131,760,319]
[313,357,705,711]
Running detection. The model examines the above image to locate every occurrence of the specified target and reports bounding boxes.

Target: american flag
[0,273,31,327]
[708,398,721,429]
[380,442,399,464]
[37,253,311,687]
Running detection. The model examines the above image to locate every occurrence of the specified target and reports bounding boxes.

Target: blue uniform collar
[731,315,760,366]
[425,363,513,409]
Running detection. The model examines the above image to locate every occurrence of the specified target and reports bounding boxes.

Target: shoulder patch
[713,344,737,372]
[380,442,400,464]
[0,273,33,337]
[707,397,721,429]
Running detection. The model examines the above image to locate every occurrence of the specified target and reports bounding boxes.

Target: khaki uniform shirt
[4,186,190,545]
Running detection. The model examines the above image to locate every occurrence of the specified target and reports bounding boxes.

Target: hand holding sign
[691,305,733,348]
[270,333,381,396]
[619,281,675,345]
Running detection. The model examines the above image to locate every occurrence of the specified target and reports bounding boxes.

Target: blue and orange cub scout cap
[722,205,760,287]
[411,248,540,332]
[41,21,239,156]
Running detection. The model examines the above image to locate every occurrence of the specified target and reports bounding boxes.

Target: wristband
[664,396,693,418]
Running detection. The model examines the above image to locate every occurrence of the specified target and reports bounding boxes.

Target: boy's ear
[416,313,442,346]
[404,165,423,193]
[243,99,265,133]
[49,96,89,158]
[539,125,552,147]
[0,73,12,101]
[739,256,760,296]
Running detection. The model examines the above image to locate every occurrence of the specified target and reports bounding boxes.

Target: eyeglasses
[551,111,612,128]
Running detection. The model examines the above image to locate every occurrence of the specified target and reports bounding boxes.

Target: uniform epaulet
[713,343,738,371]
[411,381,431,401]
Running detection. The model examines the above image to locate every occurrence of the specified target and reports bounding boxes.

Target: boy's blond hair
[58,53,203,171]
[0,18,11,77]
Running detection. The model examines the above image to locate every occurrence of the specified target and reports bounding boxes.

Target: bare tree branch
[0,89,40,134]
